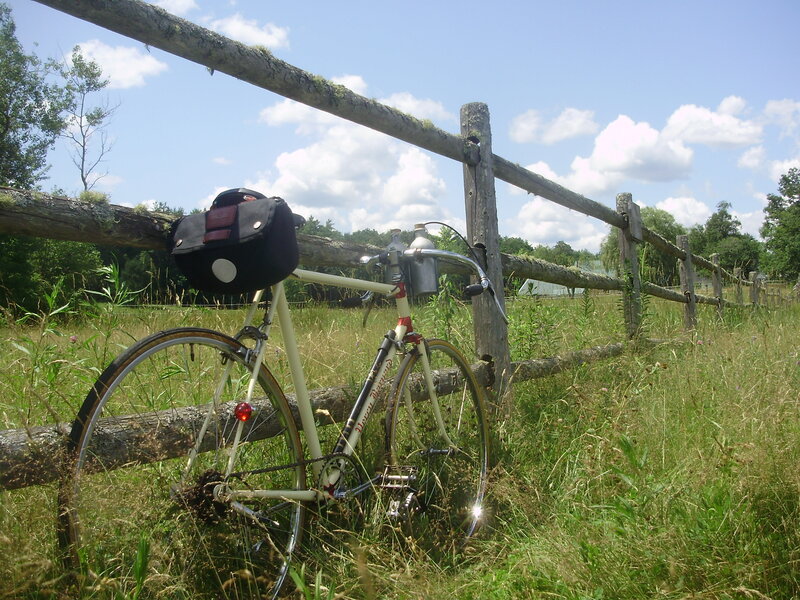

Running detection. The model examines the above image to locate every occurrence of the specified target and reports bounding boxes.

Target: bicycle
[57,222,507,599]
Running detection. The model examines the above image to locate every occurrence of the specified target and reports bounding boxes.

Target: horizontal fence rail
[0,187,749,309]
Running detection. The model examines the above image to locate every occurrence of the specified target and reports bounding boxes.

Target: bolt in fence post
[460,102,512,414]
[711,253,724,318]
[677,235,697,330]
[616,193,642,339]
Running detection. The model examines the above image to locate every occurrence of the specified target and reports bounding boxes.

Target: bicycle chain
[227,451,351,481]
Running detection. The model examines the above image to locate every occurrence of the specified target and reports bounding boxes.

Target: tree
[60,47,117,190]
[499,236,534,256]
[0,234,102,313]
[760,167,800,281]
[688,201,741,258]
[600,207,686,286]
[0,3,68,187]
[688,201,761,274]
[714,234,760,275]
[299,216,343,239]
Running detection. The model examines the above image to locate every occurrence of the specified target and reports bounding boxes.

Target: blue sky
[9,0,800,252]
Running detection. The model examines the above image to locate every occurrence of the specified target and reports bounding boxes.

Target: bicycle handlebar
[357,247,509,324]
[402,248,509,325]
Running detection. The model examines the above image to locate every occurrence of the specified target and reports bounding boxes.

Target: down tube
[333,324,405,457]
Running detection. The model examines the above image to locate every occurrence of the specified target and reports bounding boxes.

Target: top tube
[291,268,400,296]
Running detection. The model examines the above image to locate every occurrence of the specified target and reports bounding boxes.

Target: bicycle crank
[380,465,425,522]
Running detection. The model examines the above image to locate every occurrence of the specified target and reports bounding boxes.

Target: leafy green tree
[499,236,535,256]
[600,207,686,286]
[60,47,117,190]
[299,216,343,239]
[760,167,800,281]
[0,234,102,313]
[689,201,761,275]
[344,227,391,248]
[714,234,760,275]
[0,235,40,310]
[689,201,741,258]
[0,3,68,187]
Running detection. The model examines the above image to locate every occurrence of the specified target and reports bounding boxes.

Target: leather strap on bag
[203,205,238,243]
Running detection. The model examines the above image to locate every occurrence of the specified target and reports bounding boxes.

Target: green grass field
[1,291,798,599]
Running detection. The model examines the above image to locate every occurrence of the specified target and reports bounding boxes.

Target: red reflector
[234,402,253,422]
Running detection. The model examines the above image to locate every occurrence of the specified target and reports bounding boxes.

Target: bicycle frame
[205,265,450,506]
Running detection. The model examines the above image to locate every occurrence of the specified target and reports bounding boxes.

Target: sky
[8,0,800,252]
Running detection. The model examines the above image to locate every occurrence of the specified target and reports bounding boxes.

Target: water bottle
[408,224,439,297]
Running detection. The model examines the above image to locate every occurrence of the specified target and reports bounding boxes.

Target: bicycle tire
[58,328,306,600]
[385,338,489,557]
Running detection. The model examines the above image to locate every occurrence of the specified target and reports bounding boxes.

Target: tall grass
[1,291,798,598]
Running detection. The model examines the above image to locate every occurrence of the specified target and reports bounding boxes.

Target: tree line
[1,2,798,317]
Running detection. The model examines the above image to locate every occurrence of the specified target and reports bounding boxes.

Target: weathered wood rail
[1,0,793,490]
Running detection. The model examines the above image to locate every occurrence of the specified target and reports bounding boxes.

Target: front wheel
[385,339,490,557]
[58,328,306,600]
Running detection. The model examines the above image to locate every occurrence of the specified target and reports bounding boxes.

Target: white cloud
[662,96,762,147]
[732,209,765,238]
[510,108,598,144]
[506,196,608,252]
[509,110,541,144]
[75,40,168,89]
[253,89,457,232]
[738,145,765,170]
[508,113,695,197]
[512,115,693,196]
[542,108,600,144]
[331,74,368,95]
[208,13,289,48]
[560,115,693,195]
[764,99,800,138]
[212,156,232,165]
[655,196,712,227]
[769,157,800,182]
[94,174,124,191]
[718,96,747,116]
[150,0,197,16]
[380,92,454,122]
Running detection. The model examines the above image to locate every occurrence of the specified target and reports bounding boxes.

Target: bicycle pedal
[379,465,418,491]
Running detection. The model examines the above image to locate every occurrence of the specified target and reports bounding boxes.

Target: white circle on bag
[211,258,237,283]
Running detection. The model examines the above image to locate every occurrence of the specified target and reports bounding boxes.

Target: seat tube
[273,281,325,476]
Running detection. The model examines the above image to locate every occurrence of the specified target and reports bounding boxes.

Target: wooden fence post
[677,235,697,330]
[733,268,743,305]
[711,253,724,318]
[460,102,511,409]
[616,193,642,338]
[749,271,759,306]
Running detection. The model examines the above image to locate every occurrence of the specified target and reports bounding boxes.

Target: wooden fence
[0,0,795,490]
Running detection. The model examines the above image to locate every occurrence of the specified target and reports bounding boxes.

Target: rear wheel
[385,339,489,557]
[58,328,305,600]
